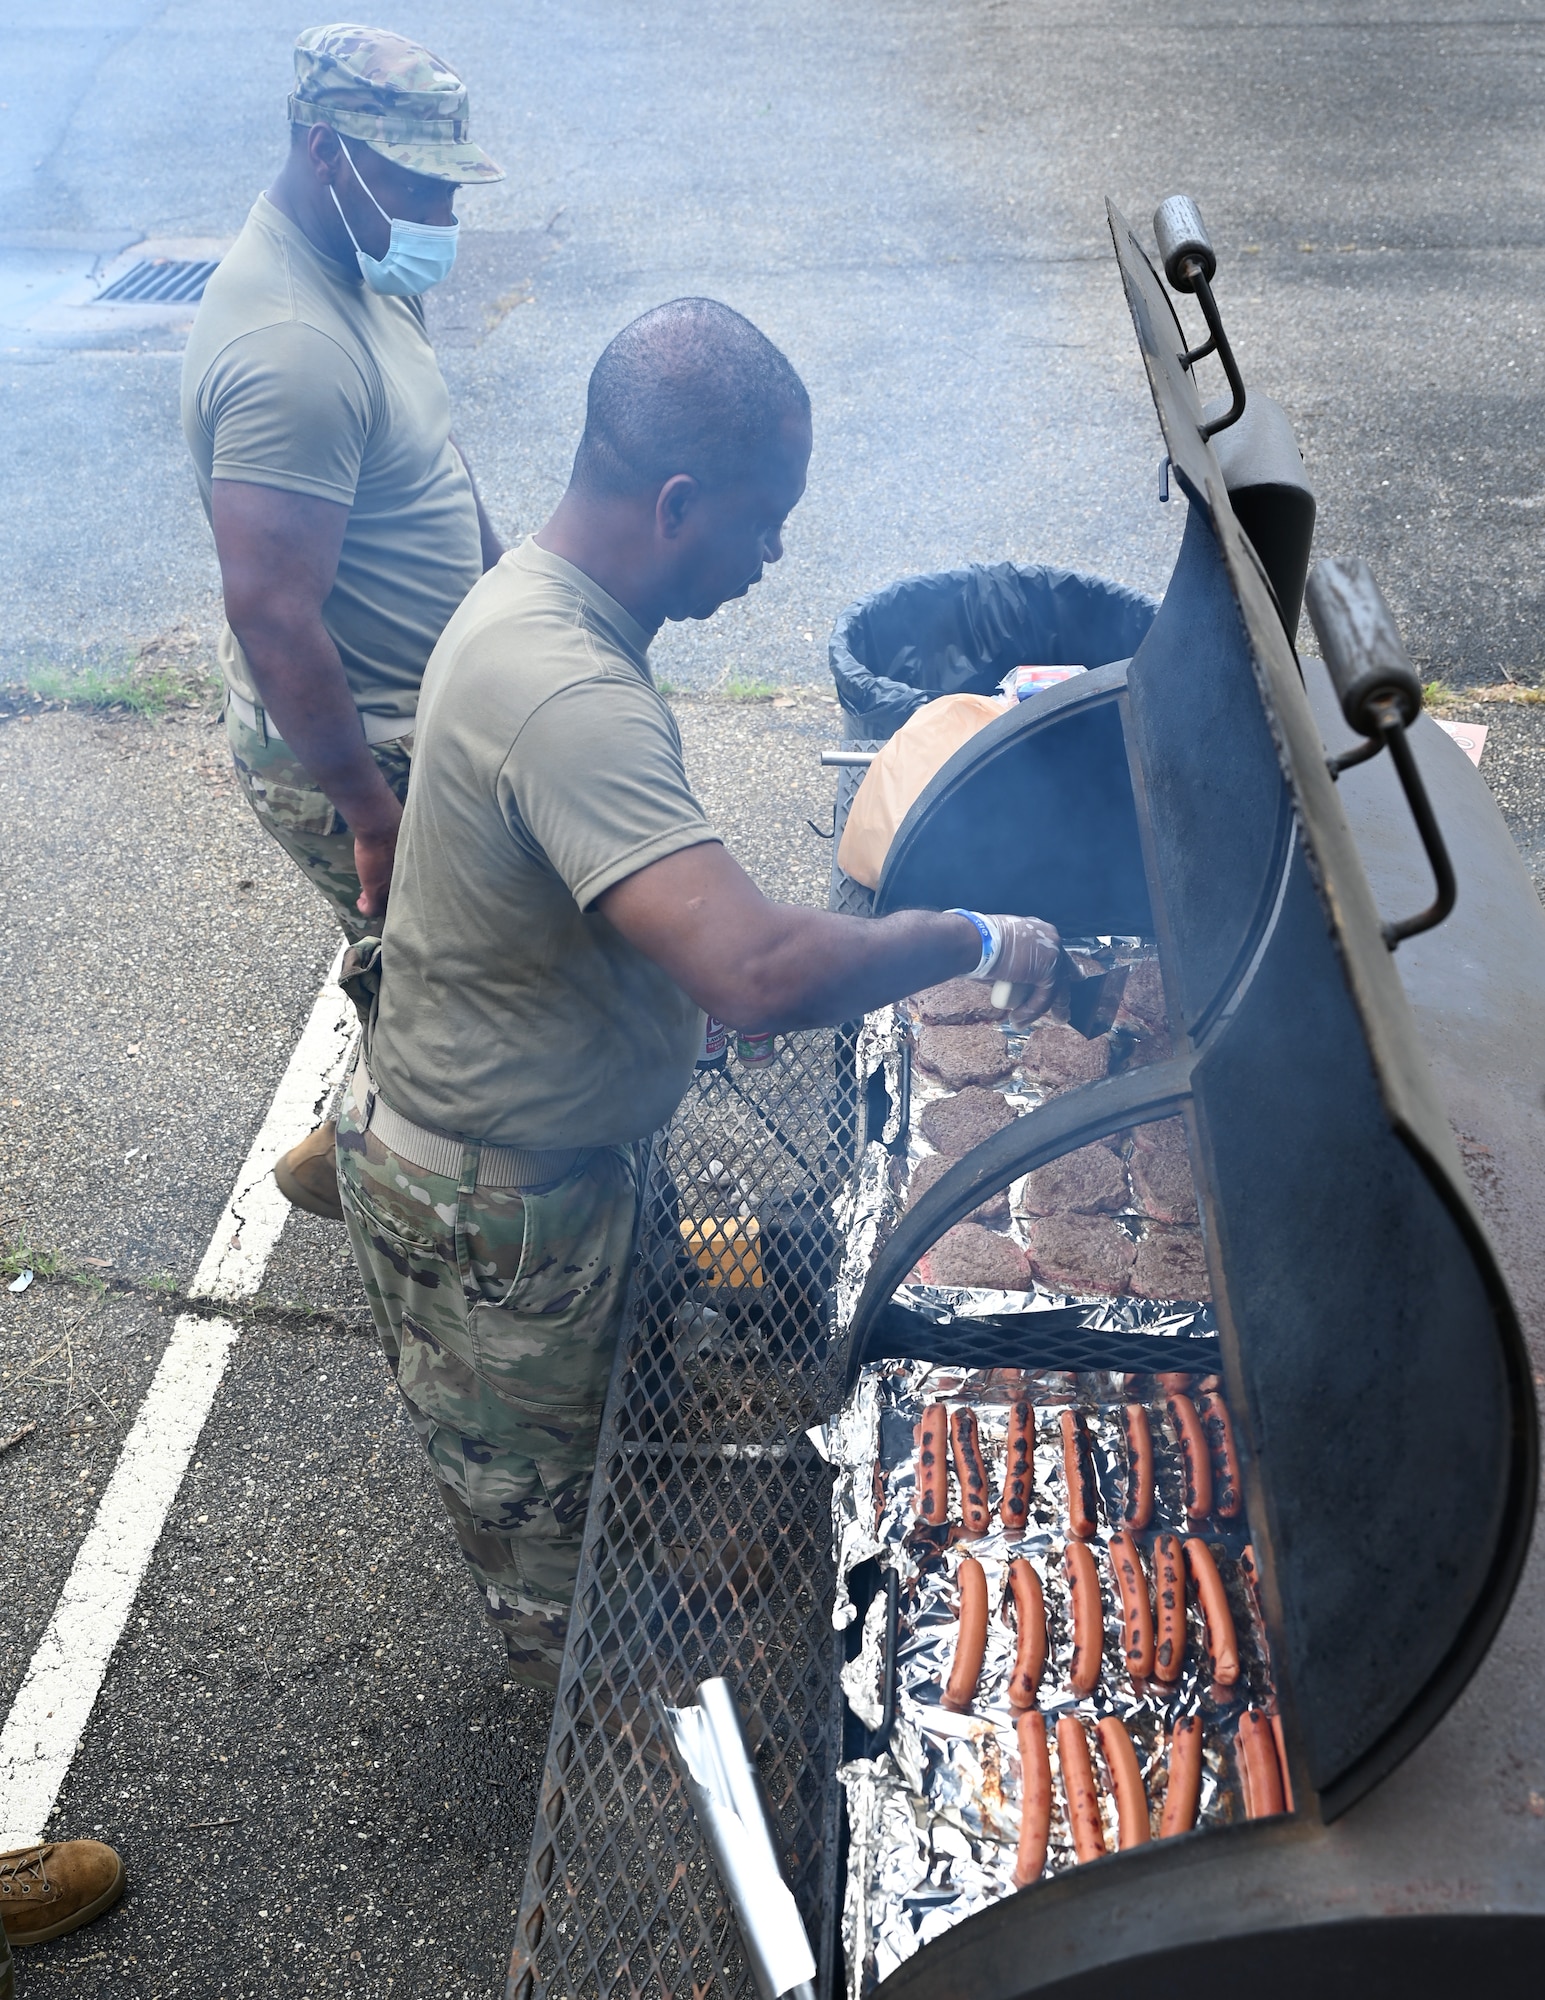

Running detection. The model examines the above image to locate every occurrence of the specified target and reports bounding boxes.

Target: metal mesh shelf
[509,1029,863,2000]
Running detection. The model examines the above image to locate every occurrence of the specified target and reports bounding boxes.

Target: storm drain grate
[96,257,219,305]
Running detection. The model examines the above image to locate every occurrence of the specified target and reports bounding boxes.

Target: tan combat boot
[0,1839,125,1946]
[273,1119,344,1220]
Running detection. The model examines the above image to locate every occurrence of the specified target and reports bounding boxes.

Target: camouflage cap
[289,24,504,185]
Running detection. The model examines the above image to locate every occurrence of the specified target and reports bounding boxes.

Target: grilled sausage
[941,1556,989,1712]
[1196,1391,1242,1519]
[1121,1402,1154,1529]
[1165,1392,1214,1521]
[950,1406,992,1539]
[1057,1715,1108,1862]
[1096,1715,1151,1849]
[1014,1710,1052,1888]
[1001,1397,1034,1535]
[1006,1557,1047,1710]
[1060,1408,1099,1539]
[1270,1711,1296,1815]
[1064,1539,1104,1696]
[1236,1708,1286,1818]
[1155,1372,1194,1394]
[872,1459,886,1536]
[916,1401,949,1527]
[1184,1538,1240,1688]
[1107,1531,1155,1681]
[1159,1715,1203,1837]
[1152,1531,1187,1683]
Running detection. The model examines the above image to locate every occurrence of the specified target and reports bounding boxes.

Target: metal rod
[1188,268,1247,438]
[1380,722,1459,947]
[819,748,877,766]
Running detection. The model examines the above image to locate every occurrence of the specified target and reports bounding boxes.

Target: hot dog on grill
[1060,1409,1099,1540]
[1014,1710,1052,1887]
[1064,1539,1103,1697]
[1155,1372,1194,1394]
[1159,1715,1203,1836]
[916,1401,949,1528]
[1001,1397,1034,1535]
[1121,1402,1154,1529]
[1184,1537,1240,1688]
[1096,1715,1150,1849]
[1270,1710,1296,1815]
[950,1405,992,1539]
[1196,1390,1242,1519]
[1236,1708,1286,1818]
[1107,1531,1155,1681]
[1165,1392,1215,1521]
[1056,1715,1108,1862]
[942,1555,989,1713]
[1152,1531,1187,1683]
[1006,1557,1047,1710]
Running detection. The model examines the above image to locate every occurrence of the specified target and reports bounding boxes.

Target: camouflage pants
[335,1062,641,1687]
[224,704,414,944]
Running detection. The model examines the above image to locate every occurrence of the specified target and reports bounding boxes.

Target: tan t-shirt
[367,540,718,1148]
[181,194,482,728]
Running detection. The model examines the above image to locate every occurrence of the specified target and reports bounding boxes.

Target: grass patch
[655,677,678,698]
[23,663,184,716]
[721,673,782,703]
[1,1235,71,1284]
[1472,681,1545,706]
[2,618,220,722]
[1422,679,1459,712]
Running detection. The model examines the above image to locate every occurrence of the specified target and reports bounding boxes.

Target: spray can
[735,1028,777,1067]
[696,1015,728,1070]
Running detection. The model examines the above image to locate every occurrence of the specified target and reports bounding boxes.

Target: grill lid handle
[1307,556,1457,947]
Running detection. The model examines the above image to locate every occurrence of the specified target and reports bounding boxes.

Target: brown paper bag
[837,693,1006,888]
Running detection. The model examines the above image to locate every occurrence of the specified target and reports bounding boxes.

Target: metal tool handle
[1153,193,1245,437]
[1306,557,1456,948]
[1154,193,1217,290]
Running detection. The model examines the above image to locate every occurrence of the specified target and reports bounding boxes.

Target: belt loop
[454,1142,480,1303]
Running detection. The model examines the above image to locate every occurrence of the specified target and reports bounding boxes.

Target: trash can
[829,562,1159,740]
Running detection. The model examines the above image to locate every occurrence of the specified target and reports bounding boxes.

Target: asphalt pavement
[2,4,1544,1996]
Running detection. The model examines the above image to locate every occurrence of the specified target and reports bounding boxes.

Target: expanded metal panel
[510,1030,863,2000]
[829,746,879,918]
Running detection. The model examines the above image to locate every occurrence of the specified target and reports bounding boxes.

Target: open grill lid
[845,202,1537,1830]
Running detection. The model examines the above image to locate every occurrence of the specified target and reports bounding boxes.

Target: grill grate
[509,1029,864,2000]
[96,257,219,305]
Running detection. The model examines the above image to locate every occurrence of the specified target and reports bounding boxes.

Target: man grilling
[181,23,504,1221]
[336,296,1063,1684]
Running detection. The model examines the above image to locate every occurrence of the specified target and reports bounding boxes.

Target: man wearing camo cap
[182,24,505,1219]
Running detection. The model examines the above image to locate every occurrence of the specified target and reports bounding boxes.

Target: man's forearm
[703,905,981,1031]
[233,610,400,833]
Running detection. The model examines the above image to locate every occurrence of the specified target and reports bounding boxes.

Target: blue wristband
[946,909,997,977]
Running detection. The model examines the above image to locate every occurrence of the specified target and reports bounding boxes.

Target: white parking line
[0,950,359,1845]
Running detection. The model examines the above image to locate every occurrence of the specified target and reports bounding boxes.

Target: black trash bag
[829,561,1158,738]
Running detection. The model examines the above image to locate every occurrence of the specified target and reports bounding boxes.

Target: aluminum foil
[818,1359,1279,1997]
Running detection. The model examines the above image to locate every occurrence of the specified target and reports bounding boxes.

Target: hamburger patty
[916,1022,1015,1088]
[1018,1140,1129,1216]
[1021,1020,1110,1094]
[1129,1117,1198,1224]
[1130,1224,1211,1301]
[916,1221,1032,1291]
[913,976,997,1026]
[904,1149,1011,1224]
[919,1085,1020,1157]
[1026,1213,1135,1296]
[1115,956,1168,1034]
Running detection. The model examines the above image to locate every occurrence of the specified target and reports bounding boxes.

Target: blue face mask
[330,141,459,297]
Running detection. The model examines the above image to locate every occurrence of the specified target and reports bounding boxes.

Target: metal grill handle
[1307,556,1457,947]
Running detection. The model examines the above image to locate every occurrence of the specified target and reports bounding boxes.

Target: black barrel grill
[508,201,1545,1996]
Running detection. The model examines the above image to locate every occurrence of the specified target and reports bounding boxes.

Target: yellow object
[680,1217,764,1289]
[836,693,1006,888]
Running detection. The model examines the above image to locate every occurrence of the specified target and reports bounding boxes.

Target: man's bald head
[571,298,810,499]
